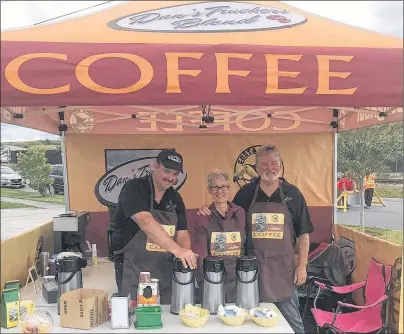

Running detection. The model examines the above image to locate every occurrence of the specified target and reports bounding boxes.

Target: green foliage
[338,122,403,185]
[16,146,54,196]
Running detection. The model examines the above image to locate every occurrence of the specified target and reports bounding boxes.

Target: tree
[17,146,54,196]
[338,121,403,231]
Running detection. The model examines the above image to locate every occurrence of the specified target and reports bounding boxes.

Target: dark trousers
[114,253,124,293]
[365,188,374,207]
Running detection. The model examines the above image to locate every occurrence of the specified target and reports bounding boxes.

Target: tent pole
[58,111,70,212]
[333,131,338,236]
[61,131,70,212]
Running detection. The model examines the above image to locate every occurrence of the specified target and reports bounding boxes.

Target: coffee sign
[94,157,187,206]
[108,2,307,32]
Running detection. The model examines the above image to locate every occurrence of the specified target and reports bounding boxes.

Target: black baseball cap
[157,150,183,173]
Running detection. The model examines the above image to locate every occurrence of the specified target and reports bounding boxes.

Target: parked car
[49,164,64,194]
[0,166,25,188]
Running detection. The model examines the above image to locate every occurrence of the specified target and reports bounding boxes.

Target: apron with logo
[205,203,245,303]
[115,176,178,304]
[247,181,295,303]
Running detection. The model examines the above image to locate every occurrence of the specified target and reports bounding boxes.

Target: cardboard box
[60,289,108,330]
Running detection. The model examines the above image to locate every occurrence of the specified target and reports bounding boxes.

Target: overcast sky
[1,1,403,142]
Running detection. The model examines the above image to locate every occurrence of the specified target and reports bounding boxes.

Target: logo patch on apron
[210,232,241,256]
[251,213,284,239]
[146,224,176,252]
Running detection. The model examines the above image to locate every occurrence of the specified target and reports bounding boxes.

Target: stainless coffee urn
[56,252,87,315]
[170,257,195,314]
[235,255,260,310]
[201,256,225,314]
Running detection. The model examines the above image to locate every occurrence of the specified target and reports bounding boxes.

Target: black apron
[247,180,295,303]
[205,203,245,303]
[115,177,178,304]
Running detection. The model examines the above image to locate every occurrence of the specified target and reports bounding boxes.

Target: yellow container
[19,300,35,316]
[219,313,247,326]
[251,307,280,327]
[179,308,210,328]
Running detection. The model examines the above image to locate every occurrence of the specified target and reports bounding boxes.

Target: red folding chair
[311,257,392,334]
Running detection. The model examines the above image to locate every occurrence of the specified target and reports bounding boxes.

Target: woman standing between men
[193,170,246,303]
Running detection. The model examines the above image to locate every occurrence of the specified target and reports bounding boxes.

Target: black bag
[307,244,346,286]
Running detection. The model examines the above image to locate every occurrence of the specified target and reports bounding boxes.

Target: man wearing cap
[113,149,198,304]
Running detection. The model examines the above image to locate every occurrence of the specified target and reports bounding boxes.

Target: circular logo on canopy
[108,2,307,33]
[233,145,260,188]
[70,110,94,133]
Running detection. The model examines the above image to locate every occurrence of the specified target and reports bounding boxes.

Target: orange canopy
[1,1,402,134]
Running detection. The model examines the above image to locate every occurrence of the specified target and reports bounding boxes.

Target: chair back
[365,257,392,305]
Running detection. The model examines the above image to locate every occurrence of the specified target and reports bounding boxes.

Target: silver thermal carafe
[201,256,225,315]
[170,257,195,314]
[39,252,50,277]
[236,255,260,310]
[56,252,87,315]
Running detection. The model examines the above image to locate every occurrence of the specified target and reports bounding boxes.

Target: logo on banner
[108,2,307,33]
[233,145,260,188]
[70,110,94,133]
[94,156,187,206]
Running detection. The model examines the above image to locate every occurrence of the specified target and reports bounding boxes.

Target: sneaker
[364,206,370,209]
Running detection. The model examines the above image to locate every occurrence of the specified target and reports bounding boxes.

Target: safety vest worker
[364,173,376,189]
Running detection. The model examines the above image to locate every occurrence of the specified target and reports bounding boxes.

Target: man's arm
[133,212,197,269]
[296,233,310,267]
[133,212,183,254]
[174,194,191,249]
[176,230,191,249]
[293,188,313,286]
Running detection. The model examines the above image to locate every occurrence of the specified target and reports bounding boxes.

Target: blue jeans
[275,288,305,333]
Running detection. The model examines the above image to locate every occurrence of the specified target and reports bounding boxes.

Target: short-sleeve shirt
[113,175,188,239]
[233,178,313,238]
[337,178,354,191]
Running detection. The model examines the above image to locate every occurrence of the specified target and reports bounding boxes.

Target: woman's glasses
[210,185,230,192]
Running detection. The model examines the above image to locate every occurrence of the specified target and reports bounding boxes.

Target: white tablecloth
[2,260,294,333]
[5,303,294,333]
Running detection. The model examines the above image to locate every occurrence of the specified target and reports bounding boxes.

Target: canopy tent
[0,0,402,251]
[1,3,403,331]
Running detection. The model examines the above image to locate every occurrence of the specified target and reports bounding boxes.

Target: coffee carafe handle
[236,265,259,284]
[172,270,195,286]
[203,266,226,284]
[55,269,79,285]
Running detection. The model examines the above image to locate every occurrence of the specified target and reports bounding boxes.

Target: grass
[375,183,403,199]
[0,188,64,205]
[1,201,36,209]
[341,224,403,245]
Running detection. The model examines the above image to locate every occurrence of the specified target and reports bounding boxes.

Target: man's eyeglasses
[210,185,230,192]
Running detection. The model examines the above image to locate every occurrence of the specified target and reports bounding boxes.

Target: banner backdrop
[65,132,333,212]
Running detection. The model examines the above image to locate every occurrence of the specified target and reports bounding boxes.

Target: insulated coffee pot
[201,256,225,314]
[56,252,87,315]
[170,257,195,314]
[235,255,260,310]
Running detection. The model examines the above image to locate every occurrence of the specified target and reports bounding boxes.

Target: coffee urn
[56,252,87,315]
[235,255,260,310]
[201,256,225,314]
[170,257,195,314]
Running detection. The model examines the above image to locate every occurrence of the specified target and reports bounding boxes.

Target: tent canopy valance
[1,1,402,134]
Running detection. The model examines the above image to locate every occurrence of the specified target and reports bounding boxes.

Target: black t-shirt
[114,176,187,238]
[233,178,313,238]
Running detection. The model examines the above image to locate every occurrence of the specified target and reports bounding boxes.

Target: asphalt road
[337,198,403,230]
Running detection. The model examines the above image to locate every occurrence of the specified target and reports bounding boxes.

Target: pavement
[336,198,403,231]
[1,197,64,241]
